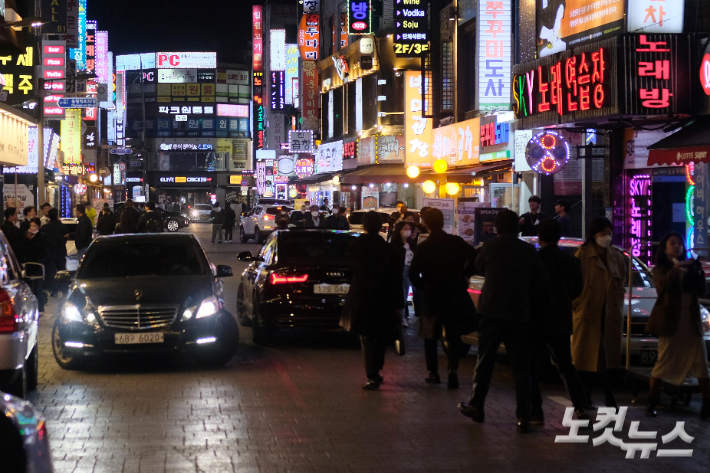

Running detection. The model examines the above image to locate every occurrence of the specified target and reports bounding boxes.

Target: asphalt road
[28,223,710,472]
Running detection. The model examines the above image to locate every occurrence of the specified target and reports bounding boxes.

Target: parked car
[52,233,239,369]
[255,198,292,207]
[348,208,394,239]
[237,229,359,344]
[0,392,54,472]
[61,218,80,271]
[114,202,190,232]
[0,231,42,399]
[190,204,214,223]
[466,237,710,364]
[239,204,294,243]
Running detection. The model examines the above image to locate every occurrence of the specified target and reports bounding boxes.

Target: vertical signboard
[404,71,433,167]
[348,0,372,35]
[270,71,285,111]
[694,163,707,252]
[69,0,86,69]
[65,0,78,48]
[42,0,67,34]
[252,6,263,72]
[270,30,286,71]
[298,14,320,61]
[302,61,319,130]
[393,0,430,57]
[42,40,66,80]
[61,108,82,164]
[477,0,512,111]
[627,173,652,265]
[95,31,109,83]
[285,44,299,104]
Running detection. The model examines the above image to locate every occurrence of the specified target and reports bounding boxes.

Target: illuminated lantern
[333,175,340,185]
[89,174,98,182]
[433,159,448,174]
[289,188,299,198]
[445,182,460,195]
[406,165,420,178]
[422,180,436,194]
[525,131,570,175]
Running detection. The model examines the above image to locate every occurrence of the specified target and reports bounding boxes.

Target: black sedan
[52,233,239,368]
[237,229,359,344]
[114,202,190,232]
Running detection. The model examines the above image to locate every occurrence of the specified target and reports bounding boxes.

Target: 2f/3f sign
[348,1,372,35]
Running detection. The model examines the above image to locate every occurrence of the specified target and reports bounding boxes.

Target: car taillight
[0,288,18,333]
[264,215,274,221]
[37,420,47,441]
[270,273,309,284]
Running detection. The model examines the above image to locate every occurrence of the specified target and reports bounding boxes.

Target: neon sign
[348,1,372,35]
[628,174,652,263]
[525,131,570,175]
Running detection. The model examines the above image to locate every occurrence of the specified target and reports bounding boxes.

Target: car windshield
[195,205,213,211]
[279,232,359,264]
[78,238,208,278]
[266,206,294,215]
[348,212,390,225]
[557,245,654,289]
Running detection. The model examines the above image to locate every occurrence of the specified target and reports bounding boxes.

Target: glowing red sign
[700,53,710,96]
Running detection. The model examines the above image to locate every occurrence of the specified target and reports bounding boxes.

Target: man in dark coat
[409,208,477,389]
[1,207,23,260]
[340,211,404,390]
[96,204,116,236]
[519,195,548,237]
[41,208,68,296]
[530,219,588,421]
[304,205,327,228]
[327,207,350,230]
[458,209,549,433]
[70,204,93,260]
[136,202,164,233]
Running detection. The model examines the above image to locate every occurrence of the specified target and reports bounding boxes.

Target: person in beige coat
[572,218,626,409]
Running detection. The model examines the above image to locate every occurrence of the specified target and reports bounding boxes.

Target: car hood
[73,275,214,308]
[623,286,657,319]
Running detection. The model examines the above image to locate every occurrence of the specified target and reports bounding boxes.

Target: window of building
[442,42,454,112]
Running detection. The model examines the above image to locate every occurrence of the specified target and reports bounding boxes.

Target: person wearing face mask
[390,221,417,328]
[572,217,625,410]
[327,206,350,230]
[291,205,308,228]
[275,207,291,230]
[305,205,326,228]
[24,217,48,312]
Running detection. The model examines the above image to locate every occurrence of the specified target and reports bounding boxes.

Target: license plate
[314,284,350,295]
[115,332,165,344]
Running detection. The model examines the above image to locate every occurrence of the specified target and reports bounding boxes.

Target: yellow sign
[229,175,241,184]
[175,176,187,183]
[187,84,200,96]
[61,109,82,164]
[172,84,186,96]
[157,84,171,96]
[217,138,232,154]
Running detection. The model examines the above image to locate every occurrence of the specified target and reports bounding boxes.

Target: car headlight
[192,211,199,216]
[702,306,710,322]
[62,303,83,322]
[181,296,220,321]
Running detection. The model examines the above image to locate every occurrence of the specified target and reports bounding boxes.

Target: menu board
[458,201,490,245]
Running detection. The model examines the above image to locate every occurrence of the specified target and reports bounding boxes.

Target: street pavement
[29,223,710,472]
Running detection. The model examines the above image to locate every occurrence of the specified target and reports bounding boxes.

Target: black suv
[114,202,190,232]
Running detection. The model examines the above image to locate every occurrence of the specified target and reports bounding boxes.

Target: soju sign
[394,0,430,57]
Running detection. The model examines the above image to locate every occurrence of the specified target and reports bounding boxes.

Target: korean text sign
[478,0,512,111]
[253,6,264,72]
[432,118,481,167]
[404,71,433,167]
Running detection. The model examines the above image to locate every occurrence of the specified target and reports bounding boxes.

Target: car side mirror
[237,251,255,262]
[216,265,233,277]
[22,262,45,280]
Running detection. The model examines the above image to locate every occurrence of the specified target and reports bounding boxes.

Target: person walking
[519,195,548,237]
[96,204,116,236]
[320,197,332,215]
[24,218,48,312]
[41,208,68,297]
[39,203,51,226]
[275,206,290,230]
[304,205,326,228]
[645,232,710,419]
[1,207,23,260]
[70,204,93,260]
[410,208,478,389]
[137,202,164,233]
[327,207,350,230]
[340,211,403,390]
[121,199,141,230]
[20,206,37,234]
[210,203,225,243]
[531,219,589,422]
[291,204,309,227]
[554,200,572,237]
[572,217,625,410]
[223,202,237,243]
[458,209,549,433]
[85,203,97,228]
[390,221,417,328]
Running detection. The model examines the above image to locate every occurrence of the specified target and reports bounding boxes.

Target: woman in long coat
[645,232,710,419]
[572,217,626,409]
[340,211,403,390]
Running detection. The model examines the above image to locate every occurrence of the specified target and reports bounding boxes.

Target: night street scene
[1,0,710,472]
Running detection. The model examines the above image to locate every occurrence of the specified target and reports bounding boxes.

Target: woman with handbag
[645,232,710,419]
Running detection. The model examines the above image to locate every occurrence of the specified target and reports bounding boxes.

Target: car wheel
[236,283,251,327]
[26,344,38,392]
[239,226,247,243]
[5,364,27,399]
[0,415,26,472]
[195,315,240,367]
[252,305,273,346]
[440,326,472,358]
[51,322,86,370]
[166,219,180,232]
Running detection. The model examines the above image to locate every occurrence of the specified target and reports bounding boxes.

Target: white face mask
[402,230,412,239]
[595,234,612,248]
[311,211,319,217]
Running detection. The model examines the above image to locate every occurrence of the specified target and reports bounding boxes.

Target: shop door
[652,175,687,246]
[489,183,519,209]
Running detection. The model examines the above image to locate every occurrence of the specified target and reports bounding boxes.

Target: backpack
[144,215,162,233]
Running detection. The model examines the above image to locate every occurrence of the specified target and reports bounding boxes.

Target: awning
[291,171,343,184]
[424,160,513,183]
[341,164,412,184]
[648,118,710,166]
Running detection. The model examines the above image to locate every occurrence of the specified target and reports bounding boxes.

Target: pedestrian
[275,206,290,230]
[291,204,309,227]
[390,221,417,328]
[223,202,237,243]
[340,211,404,390]
[70,204,93,260]
[39,202,51,226]
[40,208,68,297]
[327,206,350,230]
[572,217,625,410]
[85,201,97,227]
[320,197,332,215]
[531,219,589,422]
[305,205,326,228]
[519,195,548,237]
[210,203,225,243]
[388,202,407,241]
[645,232,710,419]
[554,199,572,237]
[23,217,48,312]
[96,204,116,236]
[458,209,549,433]
[137,202,164,233]
[20,206,37,234]
[1,207,23,260]
[410,208,478,389]
[121,199,141,230]
[233,199,244,227]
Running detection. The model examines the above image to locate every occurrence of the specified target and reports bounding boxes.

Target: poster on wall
[4,184,35,210]
[474,207,505,246]
[458,201,490,245]
[422,198,455,234]
[377,135,405,163]
[361,187,379,209]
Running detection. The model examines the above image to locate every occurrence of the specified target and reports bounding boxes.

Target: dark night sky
[89,0,255,64]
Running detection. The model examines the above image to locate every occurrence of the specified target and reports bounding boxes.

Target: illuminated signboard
[394,0,430,57]
[270,30,286,71]
[431,118,481,166]
[404,71,433,167]
[285,44,299,104]
[5,128,53,173]
[69,0,86,69]
[95,31,109,83]
[255,102,264,150]
[480,121,510,147]
[252,6,263,72]
[302,61,319,128]
[348,1,372,35]
[42,40,66,80]
[628,0,684,33]
[627,173,652,265]
[478,0,511,111]
[61,108,82,164]
[42,0,67,34]
[271,71,285,111]
[159,143,213,151]
[295,158,314,178]
[155,52,216,69]
[289,130,314,154]
[298,14,320,61]
[157,105,214,115]
[217,104,249,118]
[315,141,343,173]
[85,21,95,73]
[159,176,214,184]
[0,45,35,107]
[115,53,155,71]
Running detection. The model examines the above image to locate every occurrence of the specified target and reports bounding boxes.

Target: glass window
[279,232,359,264]
[442,42,454,112]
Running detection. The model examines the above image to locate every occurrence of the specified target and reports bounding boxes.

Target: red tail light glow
[271,273,309,284]
[0,288,17,333]
[263,215,274,221]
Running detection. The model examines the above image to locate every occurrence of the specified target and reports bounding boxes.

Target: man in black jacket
[1,207,23,260]
[19,206,37,234]
[40,208,67,296]
[458,209,549,433]
[136,202,164,233]
[531,219,588,421]
[210,203,224,243]
[70,204,93,259]
[96,204,116,235]
[409,208,477,389]
[519,195,548,237]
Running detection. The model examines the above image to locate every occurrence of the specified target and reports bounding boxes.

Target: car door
[243,235,276,313]
[242,207,256,234]
[1,235,38,358]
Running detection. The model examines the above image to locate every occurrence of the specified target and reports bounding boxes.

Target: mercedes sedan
[52,233,239,369]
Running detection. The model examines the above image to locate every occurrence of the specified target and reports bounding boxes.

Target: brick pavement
[27,224,710,472]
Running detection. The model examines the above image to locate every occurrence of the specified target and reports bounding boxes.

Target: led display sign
[298,14,320,61]
[252,6,263,72]
[217,104,249,118]
[478,0,512,111]
[155,52,216,69]
[348,1,372,35]
[271,71,285,111]
[393,0,430,57]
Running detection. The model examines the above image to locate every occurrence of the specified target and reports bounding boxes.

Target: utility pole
[36,28,45,208]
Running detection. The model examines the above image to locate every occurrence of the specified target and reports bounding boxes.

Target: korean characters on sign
[299,14,320,61]
[478,0,511,111]
[432,118,481,166]
[348,1,371,35]
[301,61,319,128]
[289,131,314,154]
[404,71,433,167]
[627,0,684,33]
[253,6,264,72]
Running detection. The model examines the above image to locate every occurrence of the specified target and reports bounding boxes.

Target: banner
[61,108,82,164]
